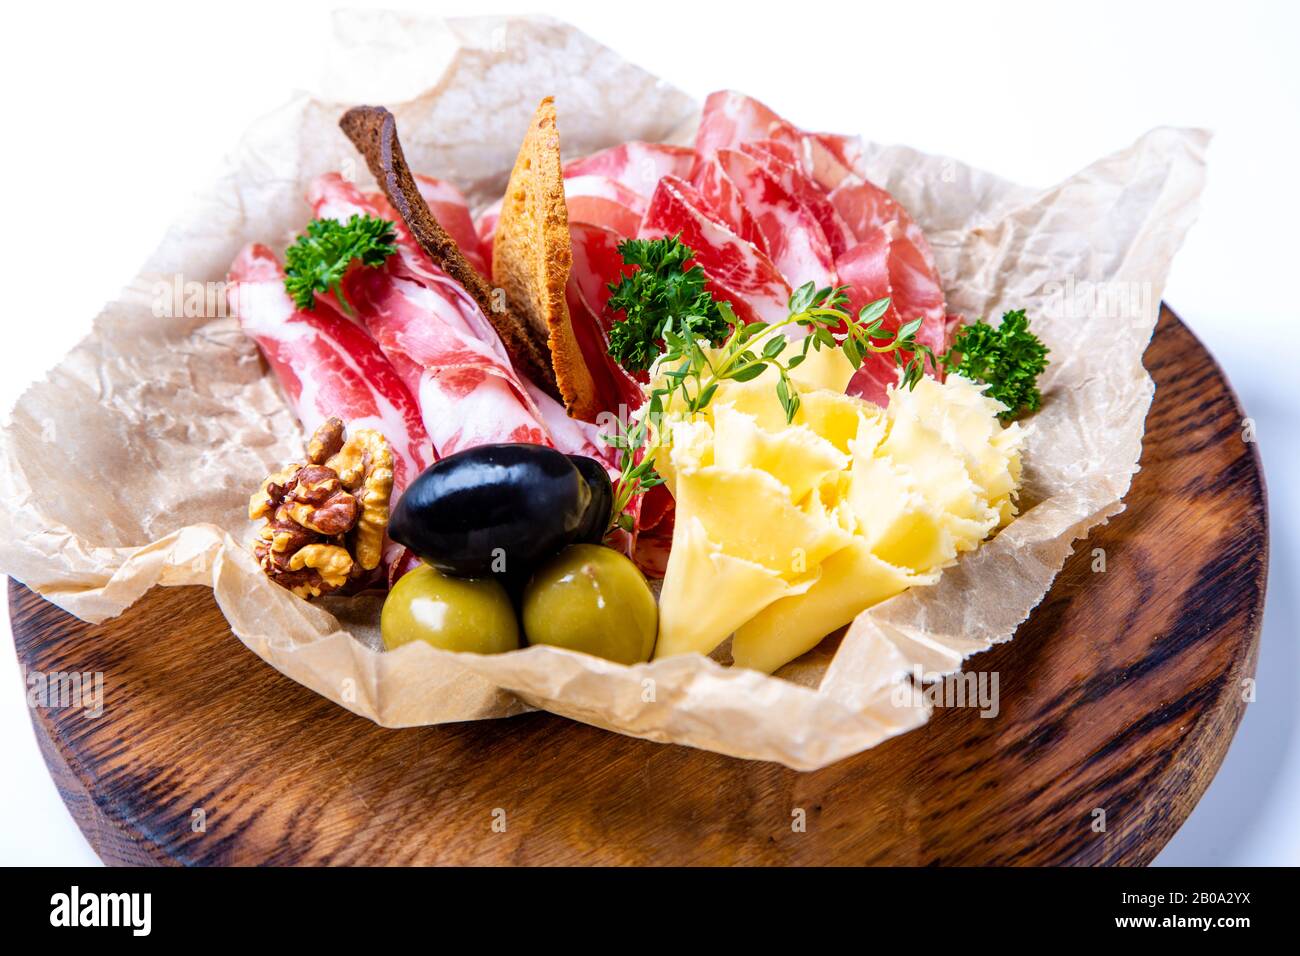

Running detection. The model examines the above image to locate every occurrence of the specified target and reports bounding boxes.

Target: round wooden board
[10,306,1267,866]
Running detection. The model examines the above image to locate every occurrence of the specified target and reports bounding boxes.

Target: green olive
[522,544,657,664]
[382,564,519,654]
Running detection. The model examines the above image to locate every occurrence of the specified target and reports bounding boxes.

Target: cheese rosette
[650,342,1024,673]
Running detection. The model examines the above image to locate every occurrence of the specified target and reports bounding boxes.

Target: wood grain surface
[9,306,1268,866]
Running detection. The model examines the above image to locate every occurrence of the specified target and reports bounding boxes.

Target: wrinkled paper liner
[0,13,1207,770]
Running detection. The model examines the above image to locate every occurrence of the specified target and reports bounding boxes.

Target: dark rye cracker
[339,106,560,400]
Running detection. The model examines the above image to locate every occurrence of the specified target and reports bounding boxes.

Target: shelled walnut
[249,417,394,598]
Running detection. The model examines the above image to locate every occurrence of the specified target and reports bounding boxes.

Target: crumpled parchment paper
[0,12,1208,770]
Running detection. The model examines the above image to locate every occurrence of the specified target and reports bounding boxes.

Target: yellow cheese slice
[732,538,938,673]
[654,515,816,659]
[674,466,852,574]
[712,403,847,505]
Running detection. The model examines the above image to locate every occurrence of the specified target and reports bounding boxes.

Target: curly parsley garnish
[942,309,1049,421]
[606,236,729,372]
[283,214,398,313]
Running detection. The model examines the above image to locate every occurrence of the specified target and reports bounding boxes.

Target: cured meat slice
[566,221,644,415]
[692,154,768,253]
[811,132,866,177]
[712,148,836,291]
[836,224,949,407]
[562,142,698,199]
[308,175,557,458]
[738,142,855,257]
[741,138,799,168]
[411,174,488,276]
[829,176,938,272]
[227,243,432,494]
[639,175,791,326]
[474,199,501,277]
[562,174,647,238]
[695,90,800,160]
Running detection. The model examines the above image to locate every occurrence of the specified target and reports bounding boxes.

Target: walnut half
[249,417,394,598]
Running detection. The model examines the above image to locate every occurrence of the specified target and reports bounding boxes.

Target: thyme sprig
[603,282,920,531]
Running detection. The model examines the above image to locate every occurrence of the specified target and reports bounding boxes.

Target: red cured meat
[738,142,855,258]
[695,90,800,160]
[639,175,791,326]
[562,174,647,238]
[711,148,836,291]
[227,243,433,495]
[566,222,644,415]
[563,142,698,199]
[692,154,768,253]
[837,224,950,407]
[309,174,612,463]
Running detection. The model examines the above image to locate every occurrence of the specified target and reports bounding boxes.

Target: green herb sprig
[283,214,398,313]
[603,282,914,530]
[942,309,1049,421]
[605,235,730,372]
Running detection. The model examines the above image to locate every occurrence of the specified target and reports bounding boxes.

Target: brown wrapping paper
[0,13,1208,769]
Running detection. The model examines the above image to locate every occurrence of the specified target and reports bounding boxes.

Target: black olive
[390,443,592,578]
[567,455,614,545]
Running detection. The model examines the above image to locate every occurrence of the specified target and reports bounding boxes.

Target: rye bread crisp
[492,97,603,421]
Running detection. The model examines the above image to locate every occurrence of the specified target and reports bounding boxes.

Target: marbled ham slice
[738,142,855,257]
[309,175,600,460]
[562,142,697,199]
[567,222,644,412]
[562,174,647,238]
[837,224,949,407]
[713,148,837,289]
[474,199,501,276]
[695,90,799,160]
[692,154,768,253]
[639,175,791,326]
[227,243,432,494]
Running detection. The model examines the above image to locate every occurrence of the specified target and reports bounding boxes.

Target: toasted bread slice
[339,105,560,399]
[492,98,602,421]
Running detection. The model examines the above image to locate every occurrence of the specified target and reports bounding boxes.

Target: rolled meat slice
[562,174,648,238]
[639,175,790,326]
[226,243,433,495]
[712,147,837,291]
[310,174,615,466]
[562,141,698,199]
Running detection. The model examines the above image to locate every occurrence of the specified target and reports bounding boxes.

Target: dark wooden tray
[9,306,1267,865]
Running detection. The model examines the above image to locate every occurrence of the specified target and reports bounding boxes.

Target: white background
[1,0,1295,866]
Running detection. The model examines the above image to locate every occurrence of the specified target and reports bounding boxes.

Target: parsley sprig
[605,236,730,372]
[283,214,398,313]
[942,309,1049,421]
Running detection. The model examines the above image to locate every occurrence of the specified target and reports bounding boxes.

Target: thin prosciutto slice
[562,142,698,199]
[836,224,948,406]
[227,243,432,494]
[562,174,647,238]
[694,89,952,401]
[567,222,643,411]
[738,142,855,257]
[639,175,791,326]
[692,154,768,253]
[711,148,837,291]
[309,174,611,464]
